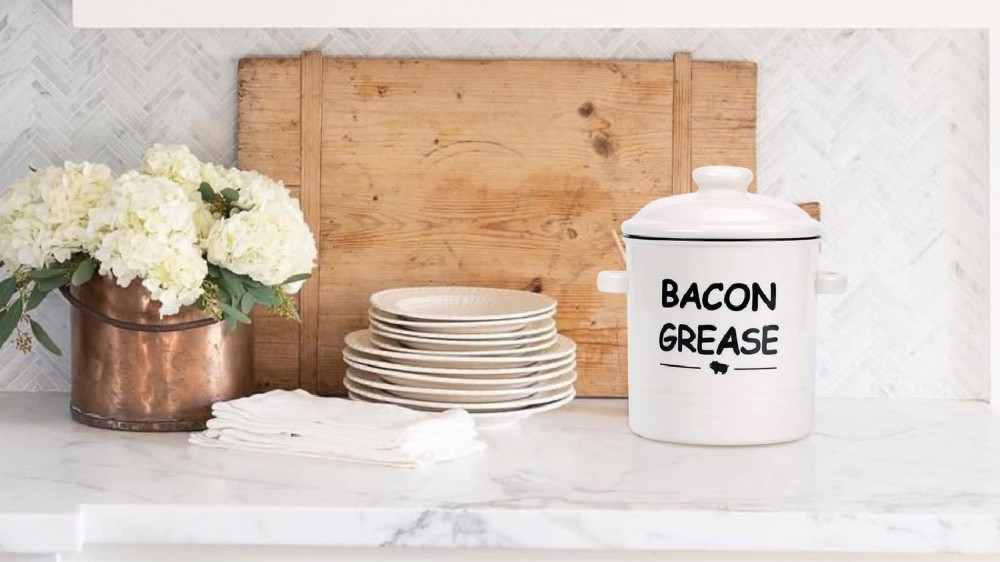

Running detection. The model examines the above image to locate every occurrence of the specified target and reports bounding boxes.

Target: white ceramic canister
[598,166,845,446]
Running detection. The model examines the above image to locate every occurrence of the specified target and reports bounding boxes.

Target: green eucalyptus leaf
[0,277,16,306]
[281,273,311,285]
[218,268,244,303]
[247,285,280,306]
[30,268,67,280]
[217,286,232,308]
[198,182,215,202]
[219,301,251,323]
[25,284,50,311]
[33,275,67,292]
[207,263,222,278]
[71,258,95,287]
[239,291,256,315]
[221,188,239,202]
[0,299,23,347]
[29,320,61,356]
[219,302,251,329]
[241,277,265,290]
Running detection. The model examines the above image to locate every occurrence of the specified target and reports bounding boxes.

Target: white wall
[0,0,988,398]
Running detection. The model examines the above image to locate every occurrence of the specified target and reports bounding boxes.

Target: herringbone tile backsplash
[0,0,988,398]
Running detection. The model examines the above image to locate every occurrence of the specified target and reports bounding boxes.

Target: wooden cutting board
[238,51,775,397]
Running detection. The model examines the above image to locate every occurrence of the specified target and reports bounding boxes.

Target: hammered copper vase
[64,274,254,432]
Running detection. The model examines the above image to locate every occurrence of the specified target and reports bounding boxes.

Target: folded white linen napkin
[189,389,485,468]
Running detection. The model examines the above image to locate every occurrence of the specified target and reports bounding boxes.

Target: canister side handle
[597,271,629,294]
[816,271,847,294]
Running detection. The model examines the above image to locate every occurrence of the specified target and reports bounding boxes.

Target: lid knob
[692,166,753,195]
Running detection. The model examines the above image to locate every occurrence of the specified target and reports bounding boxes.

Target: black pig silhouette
[709,361,729,375]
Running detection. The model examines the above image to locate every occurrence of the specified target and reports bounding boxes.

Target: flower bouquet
[0,144,317,429]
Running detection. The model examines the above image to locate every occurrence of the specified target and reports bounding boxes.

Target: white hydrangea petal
[91,171,207,317]
[0,162,115,268]
[204,173,317,289]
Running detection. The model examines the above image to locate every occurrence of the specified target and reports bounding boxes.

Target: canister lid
[621,166,822,240]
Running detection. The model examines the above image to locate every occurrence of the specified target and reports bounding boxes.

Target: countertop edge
[0,505,978,554]
[0,512,80,554]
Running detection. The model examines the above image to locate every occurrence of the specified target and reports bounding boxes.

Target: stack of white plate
[342,287,576,428]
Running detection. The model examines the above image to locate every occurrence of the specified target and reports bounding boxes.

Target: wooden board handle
[671,53,693,194]
[298,50,323,392]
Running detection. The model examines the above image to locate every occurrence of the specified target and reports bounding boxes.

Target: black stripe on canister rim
[623,234,821,242]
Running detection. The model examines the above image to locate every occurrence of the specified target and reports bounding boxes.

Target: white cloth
[189,389,485,468]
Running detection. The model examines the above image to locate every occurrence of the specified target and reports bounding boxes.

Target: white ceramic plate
[345,330,575,368]
[369,317,557,341]
[342,347,576,378]
[369,331,559,357]
[370,286,556,322]
[346,368,576,403]
[344,376,575,411]
[369,308,555,334]
[343,357,576,389]
[469,390,576,429]
[369,324,558,352]
[349,389,576,429]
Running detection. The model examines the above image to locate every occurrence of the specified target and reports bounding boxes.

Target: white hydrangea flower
[140,147,236,241]
[204,173,316,292]
[0,162,114,269]
[89,171,207,316]
[0,143,314,320]
[198,162,242,193]
[139,144,205,189]
[230,169,297,212]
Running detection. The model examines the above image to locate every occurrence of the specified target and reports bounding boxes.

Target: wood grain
[239,53,765,397]
[799,201,821,221]
[237,57,302,391]
[297,51,324,393]
[691,61,758,191]
[237,57,301,183]
[671,53,693,195]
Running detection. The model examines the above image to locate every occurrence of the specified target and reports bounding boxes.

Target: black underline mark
[734,367,778,371]
[660,363,700,370]
[624,234,820,242]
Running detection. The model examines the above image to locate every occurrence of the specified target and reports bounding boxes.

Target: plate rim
[345,329,575,365]
[341,347,576,377]
[348,389,576,427]
[368,331,559,356]
[345,367,577,397]
[370,286,557,322]
[369,316,557,340]
[369,323,558,348]
[470,389,576,420]
[369,307,555,330]
[343,376,575,410]
[342,347,576,376]
[343,356,577,386]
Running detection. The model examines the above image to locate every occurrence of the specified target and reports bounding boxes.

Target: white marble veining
[2,393,1000,555]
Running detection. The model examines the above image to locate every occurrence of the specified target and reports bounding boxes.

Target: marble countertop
[2,393,1000,555]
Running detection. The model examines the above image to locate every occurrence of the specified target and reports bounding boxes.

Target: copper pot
[65,275,254,432]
